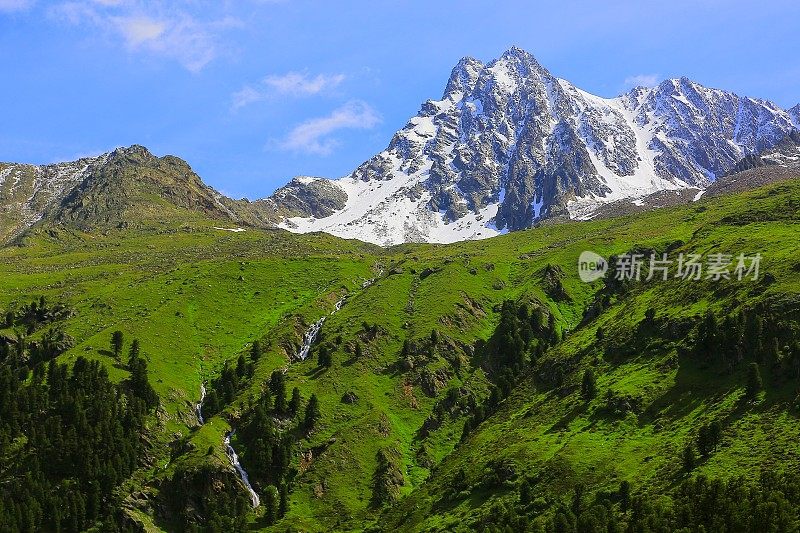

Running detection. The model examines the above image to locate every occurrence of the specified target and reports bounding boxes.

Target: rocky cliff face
[272,47,799,245]
[791,104,800,126]
[257,177,347,220]
[0,156,101,243]
[723,130,800,176]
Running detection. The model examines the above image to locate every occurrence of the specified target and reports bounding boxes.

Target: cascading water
[196,383,206,425]
[207,279,377,509]
[196,384,260,507]
[296,317,325,361]
[295,295,347,361]
[224,431,260,508]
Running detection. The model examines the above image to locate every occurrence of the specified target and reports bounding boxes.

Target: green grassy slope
[1,178,798,532]
[380,180,800,531]
[0,222,380,530]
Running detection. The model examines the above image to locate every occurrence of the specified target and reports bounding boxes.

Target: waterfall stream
[194,275,379,511]
[195,383,206,425]
[294,275,380,361]
[224,432,261,508]
[294,295,347,361]
[196,384,260,508]
[295,317,325,361]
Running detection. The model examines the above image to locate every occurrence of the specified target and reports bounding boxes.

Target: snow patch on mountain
[0,167,12,188]
[557,80,695,219]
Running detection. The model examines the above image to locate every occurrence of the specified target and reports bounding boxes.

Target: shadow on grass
[545,400,588,434]
[640,354,726,424]
[305,365,326,379]
[342,354,360,367]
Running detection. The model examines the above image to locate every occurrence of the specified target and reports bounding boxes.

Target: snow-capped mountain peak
[270,48,799,246]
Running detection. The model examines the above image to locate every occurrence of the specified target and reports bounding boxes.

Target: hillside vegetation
[0,176,798,532]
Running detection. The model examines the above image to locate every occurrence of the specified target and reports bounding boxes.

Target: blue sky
[2,0,799,199]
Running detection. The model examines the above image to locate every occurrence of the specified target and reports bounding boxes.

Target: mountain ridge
[2,47,798,246]
[1,145,284,242]
[272,47,799,244]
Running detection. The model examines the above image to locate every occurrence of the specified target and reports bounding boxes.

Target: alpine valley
[1,47,800,533]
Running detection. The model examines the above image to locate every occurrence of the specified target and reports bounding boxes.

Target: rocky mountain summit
[273,47,799,245]
[0,146,276,243]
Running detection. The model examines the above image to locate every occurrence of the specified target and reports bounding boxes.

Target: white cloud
[264,72,346,95]
[114,15,166,45]
[279,100,381,156]
[50,1,240,72]
[232,86,264,110]
[0,0,35,12]
[232,71,346,110]
[624,74,660,88]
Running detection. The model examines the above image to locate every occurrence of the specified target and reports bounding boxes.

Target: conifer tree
[304,394,321,430]
[571,483,585,517]
[709,420,722,451]
[264,485,279,525]
[618,480,631,511]
[270,370,287,414]
[236,354,247,378]
[279,484,288,518]
[581,369,597,401]
[111,330,124,359]
[697,424,711,456]
[289,387,301,416]
[250,340,262,363]
[519,479,532,506]
[746,362,763,399]
[128,353,158,409]
[128,339,140,363]
[487,384,501,408]
[683,443,696,472]
[204,389,220,416]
